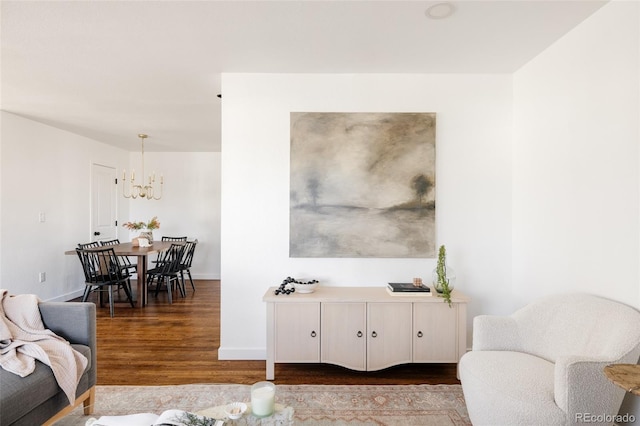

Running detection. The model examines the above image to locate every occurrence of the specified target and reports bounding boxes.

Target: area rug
[56,384,470,425]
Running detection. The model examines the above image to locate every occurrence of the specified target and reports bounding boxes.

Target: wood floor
[79,280,459,386]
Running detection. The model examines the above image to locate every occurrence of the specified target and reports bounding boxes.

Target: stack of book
[386,282,432,296]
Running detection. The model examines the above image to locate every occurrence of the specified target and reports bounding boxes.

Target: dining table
[66,241,178,307]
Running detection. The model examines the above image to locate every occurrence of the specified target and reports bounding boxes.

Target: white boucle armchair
[459,293,640,426]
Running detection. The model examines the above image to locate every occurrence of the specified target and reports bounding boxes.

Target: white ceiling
[1,0,607,152]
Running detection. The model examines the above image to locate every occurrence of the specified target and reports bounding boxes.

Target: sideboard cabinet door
[274,302,320,362]
[413,302,458,362]
[367,302,413,371]
[321,302,367,371]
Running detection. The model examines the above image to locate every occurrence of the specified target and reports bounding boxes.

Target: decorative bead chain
[274,277,318,295]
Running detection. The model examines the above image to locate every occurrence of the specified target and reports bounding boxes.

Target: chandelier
[122,134,163,200]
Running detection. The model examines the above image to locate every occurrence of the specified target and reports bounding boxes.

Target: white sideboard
[262,286,469,380]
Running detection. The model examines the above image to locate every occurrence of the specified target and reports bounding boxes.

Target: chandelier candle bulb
[251,381,276,417]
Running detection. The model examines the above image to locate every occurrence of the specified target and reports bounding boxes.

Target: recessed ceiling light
[425,2,456,20]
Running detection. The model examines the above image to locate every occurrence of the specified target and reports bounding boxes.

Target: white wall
[0,111,129,300]
[0,112,222,301]
[513,1,640,420]
[128,151,221,279]
[220,73,514,359]
[513,0,640,307]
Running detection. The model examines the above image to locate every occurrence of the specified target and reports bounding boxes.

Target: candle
[251,381,275,417]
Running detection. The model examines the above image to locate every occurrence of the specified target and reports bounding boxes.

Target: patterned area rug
[56,384,470,425]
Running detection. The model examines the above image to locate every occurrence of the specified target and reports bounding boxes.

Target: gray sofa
[0,302,96,426]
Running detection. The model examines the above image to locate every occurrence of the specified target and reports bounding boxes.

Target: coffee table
[197,403,293,425]
[604,364,640,395]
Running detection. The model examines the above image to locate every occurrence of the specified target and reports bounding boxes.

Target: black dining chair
[77,241,100,249]
[76,247,135,317]
[100,238,137,275]
[76,242,100,277]
[153,236,187,267]
[147,243,186,304]
[178,240,198,292]
[161,236,188,242]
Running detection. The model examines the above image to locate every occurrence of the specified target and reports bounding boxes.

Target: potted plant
[432,245,455,307]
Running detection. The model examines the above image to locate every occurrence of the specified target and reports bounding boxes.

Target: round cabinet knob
[417,331,424,338]
[357,331,363,338]
[371,331,378,338]
[310,331,317,338]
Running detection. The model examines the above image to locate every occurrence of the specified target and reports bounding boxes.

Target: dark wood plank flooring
[76,280,459,386]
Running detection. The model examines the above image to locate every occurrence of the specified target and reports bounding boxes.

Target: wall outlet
[39,212,46,223]
[39,272,46,283]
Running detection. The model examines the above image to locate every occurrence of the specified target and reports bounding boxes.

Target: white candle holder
[251,381,276,417]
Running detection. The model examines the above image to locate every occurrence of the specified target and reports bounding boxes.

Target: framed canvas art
[290,112,436,258]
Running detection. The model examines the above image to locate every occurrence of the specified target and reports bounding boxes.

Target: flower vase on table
[122,216,160,246]
[138,229,154,243]
[432,264,455,293]
[432,244,455,307]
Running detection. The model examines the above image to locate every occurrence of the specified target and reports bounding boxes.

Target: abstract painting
[290,112,436,258]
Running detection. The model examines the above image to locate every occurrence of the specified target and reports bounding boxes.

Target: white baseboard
[218,346,266,360]
[192,273,220,280]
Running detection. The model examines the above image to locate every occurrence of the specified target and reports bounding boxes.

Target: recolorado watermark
[575,413,635,423]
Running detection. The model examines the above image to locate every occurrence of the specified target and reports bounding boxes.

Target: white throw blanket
[0,290,88,404]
